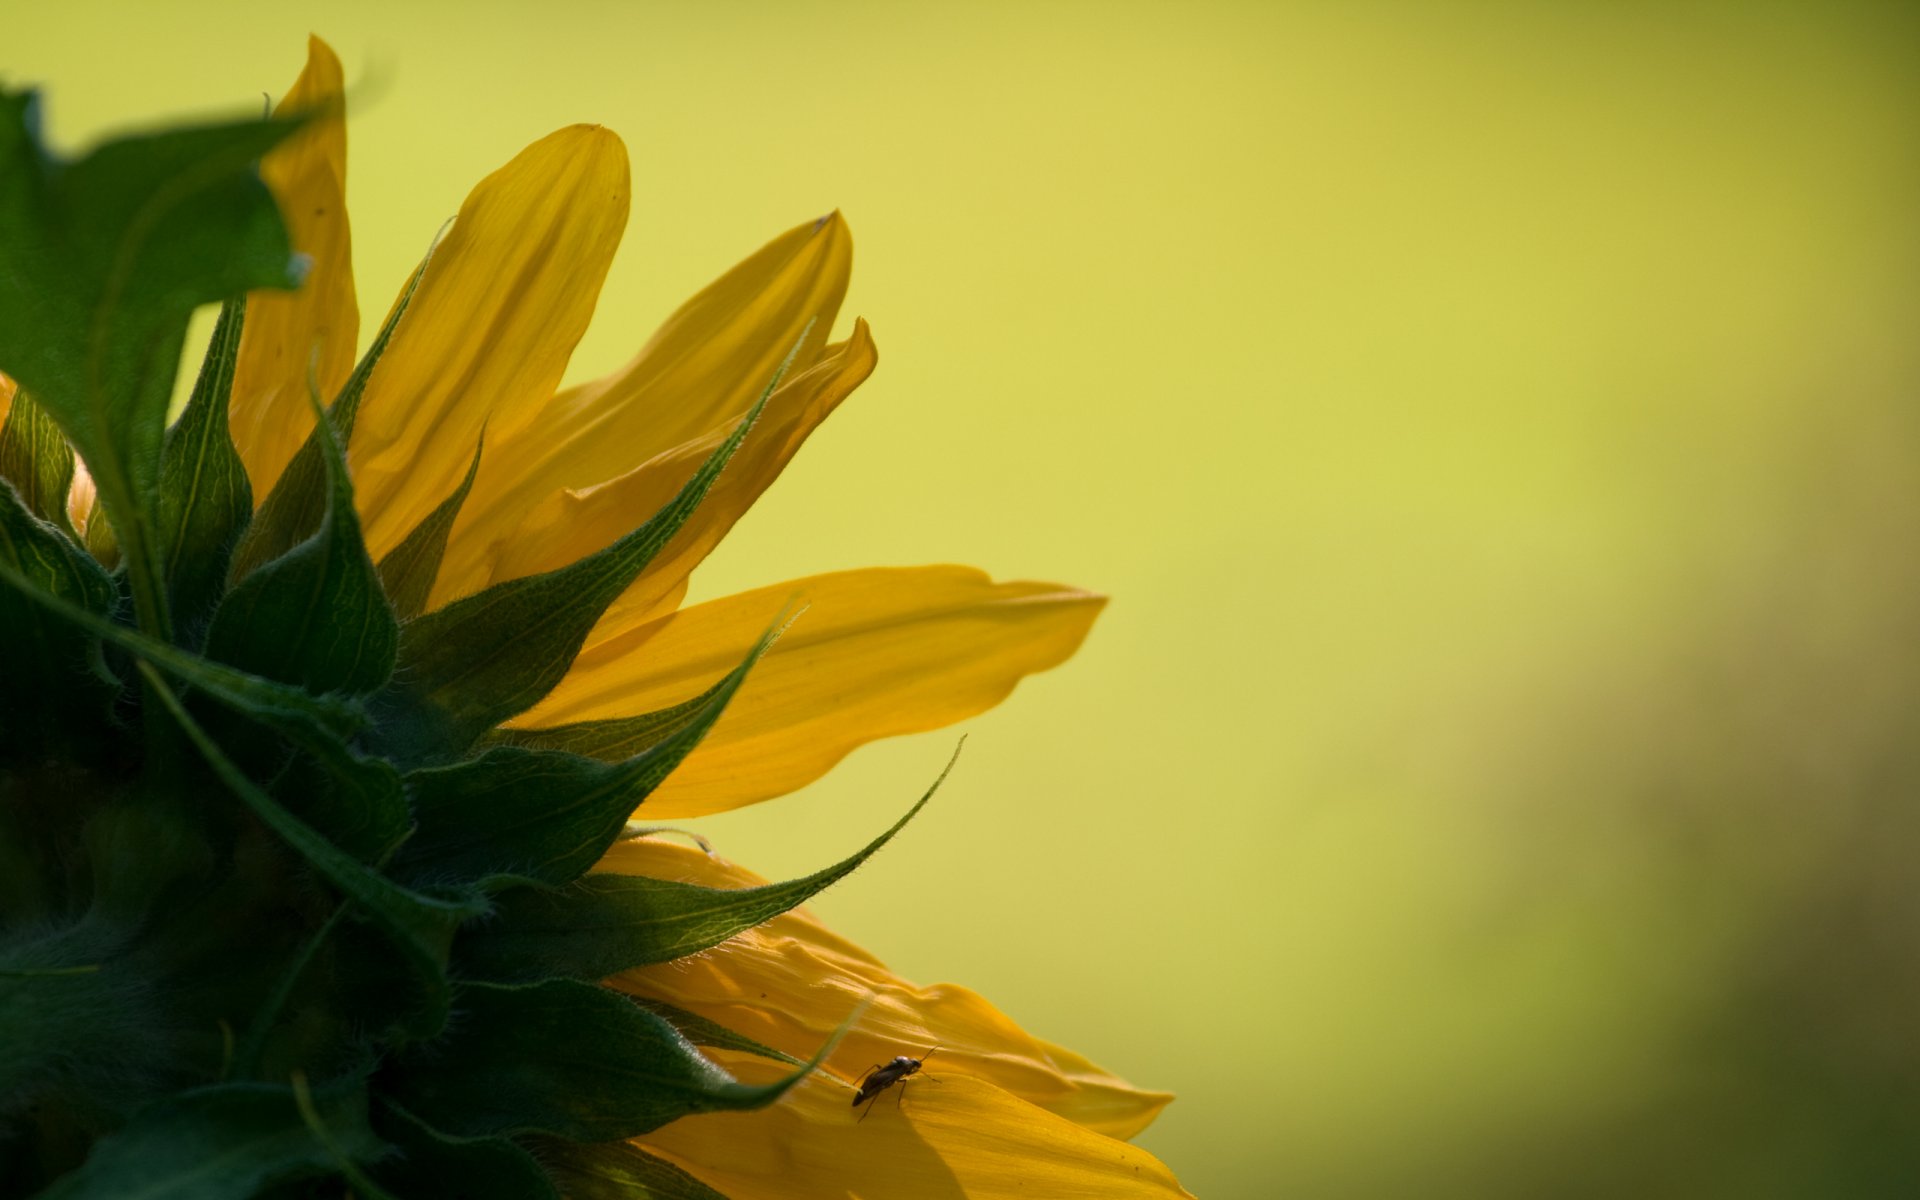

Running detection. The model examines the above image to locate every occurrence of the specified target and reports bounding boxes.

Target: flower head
[0,34,1187,1198]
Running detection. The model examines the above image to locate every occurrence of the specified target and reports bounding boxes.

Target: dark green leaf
[371,1102,559,1200]
[230,254,428,583]
[392,627,771,889]
[534,1138,729,1200]
[376,352,794,760]
[202,383,398,696]
[0,387,77,533]
[376,432,483,621]
[627,996,804,1067]
[33,1078,380,1200]
[141,665,482,1040]
[455,749,953,983]
[0,482,118,738]
[482,667,733,761]
[387,979,821,1141]
[157,297,252,637]
[0,88,304,638]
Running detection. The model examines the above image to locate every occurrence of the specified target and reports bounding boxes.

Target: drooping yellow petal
[512,566,1107,816]
[431,213,852,605]
[603,838,1173,1140]
[445,322,876,620]
[348,125,630,559]
[229,35,358,498]
[637,1052,1192,1200]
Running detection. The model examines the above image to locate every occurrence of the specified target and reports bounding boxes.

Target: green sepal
[157,297,252,639]
[0,387,77,534]
[455,751,951,983]
[229,253,428,583]
[386,978,825,1141]
[141,665,482,1040]
[376,432,483,621]
[0,483,118,742]
[0,87,305,639]
[370,1102,560,1200]
[392,627,770,889]
[202,383,397,696]
[627,996,804,1067]
[375,354,791,762]
[0,559,361,738]
[32,1078,382,1200]
[533,1138,730,1200]
[482,664,736,762]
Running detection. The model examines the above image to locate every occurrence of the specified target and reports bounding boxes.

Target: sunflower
[0,34,1187,1200]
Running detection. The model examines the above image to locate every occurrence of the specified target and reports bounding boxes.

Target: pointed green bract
[484,667,734,761]
[456,755,951,983]
[0,388,78,534]
[376,359,787,760]
[627,996,805,1067]
[387,979,827,1141]
[0,87,304,638]
[0,484,118,743]
[393,628,770,888]
[372,1103,561,1200]
[157,297,252,638]
[377,433,483,620]
[32,1079,382,1200]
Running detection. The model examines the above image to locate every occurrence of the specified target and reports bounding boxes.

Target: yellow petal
[432,213,852,604]
[0,371,13,428]
[229,35,358,498]
[349,125,630,559]
[603,838,1174,1141]
[512,566,1107,816]
[637,1052,1191,1200]
[447,322,876,618]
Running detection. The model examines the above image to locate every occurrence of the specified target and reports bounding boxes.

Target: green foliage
[0,83,937,1200]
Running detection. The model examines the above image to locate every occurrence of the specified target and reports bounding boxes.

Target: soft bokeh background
[13,3,1920,1195]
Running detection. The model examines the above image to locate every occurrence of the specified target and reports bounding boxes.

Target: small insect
[852,1046,939,1120]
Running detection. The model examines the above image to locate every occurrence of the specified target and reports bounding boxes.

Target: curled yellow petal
[433,213,853,605]
[349,125,630,559]
[230,34,358,498]
[514,566,1107,816]
[636,1052,1191,1200]
[603,838,1173,1141]
[452,322,876,620]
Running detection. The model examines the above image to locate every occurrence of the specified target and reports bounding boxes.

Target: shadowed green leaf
[141,665,481,1040]
[0,388,77,534]
[626,997,804,1067]
[376,346,798,761]
[376,432,483,620]
[203,383,397,696]
[387,979,830,1141]
[371,1102,559,1200]
[392,626,773,889]
[230,254,428,583]
[158,297,252,637]
[33,1078,381,1200]
[533,1138,729,1200]
[455,748,954,983]
[0,484,118,741]
[0,87,304,638]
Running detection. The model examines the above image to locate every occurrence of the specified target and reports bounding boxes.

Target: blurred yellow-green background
[14,2,1920,1195]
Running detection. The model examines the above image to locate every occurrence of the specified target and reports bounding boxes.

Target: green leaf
[157,296,252,638]
[33,1079,381,1200]
[0,482,118,740]
[202,382,398,696]
[455,748,954,983]
[0,387,77,534]
[0,88,305,639]
[626,996,804,1067]
[391,626,772,889]
[482,666,735,761]
[386,979,823,1141]
[230,254,428,583]
[376,350,795,761]
[376,433,483,621]
[371,1102,560,1200]
[534,1138,730,1200]
[140,664,482,1040]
